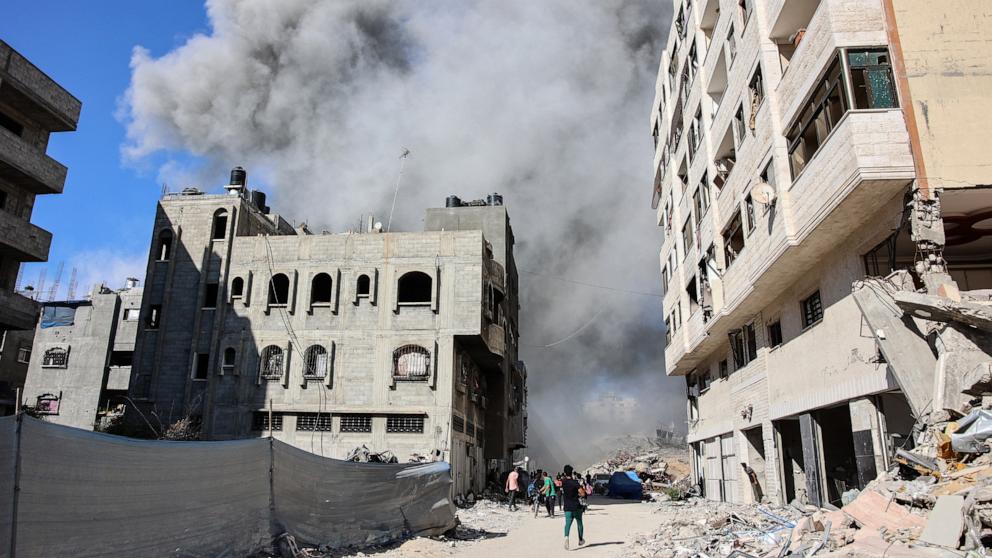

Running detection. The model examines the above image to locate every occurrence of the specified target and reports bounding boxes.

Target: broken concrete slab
[841,489,927,532]
[893,290,992,333]
[919,494,965,548]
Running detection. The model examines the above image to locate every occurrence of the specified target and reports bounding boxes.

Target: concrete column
[849,397,884,489]
[799,413,824,508]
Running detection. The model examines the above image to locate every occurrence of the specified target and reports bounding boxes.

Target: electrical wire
[518,269,663,298]
[521,307,608,349]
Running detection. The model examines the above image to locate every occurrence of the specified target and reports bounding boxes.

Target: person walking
[505,467,520,511]
[561,465,586,550]
[555,473,564,510]
[540,471,557,517]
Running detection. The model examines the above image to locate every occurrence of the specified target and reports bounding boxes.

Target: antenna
[48,261,64,301]
[386,148,411,233]
[67,267,78,300]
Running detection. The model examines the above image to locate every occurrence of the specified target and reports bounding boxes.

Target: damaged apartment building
[128,169,526,497]
[652,0,992,507]
[0,41,80,413]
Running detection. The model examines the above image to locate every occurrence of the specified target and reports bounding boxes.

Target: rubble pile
[587,440,691,493]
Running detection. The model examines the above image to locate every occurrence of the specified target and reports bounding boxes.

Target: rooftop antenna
[386,148,411,233]
[67,267,78,300]
[48,261,64,301]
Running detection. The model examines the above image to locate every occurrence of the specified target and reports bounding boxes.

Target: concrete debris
[919,495,966,548]
[950,409,992,453]
[893,290,992,333]
[587,441,691,497]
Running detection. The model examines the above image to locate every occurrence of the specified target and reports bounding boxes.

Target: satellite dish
[373,222,383,232]
[751,181,777,206]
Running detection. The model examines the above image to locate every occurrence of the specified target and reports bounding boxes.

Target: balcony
[0,41,81,132]
[0,288,40,330]
[0,126,68,194]
[484,323,506,359]
[667,110,914,376]
[0,209,51,262]
[485,258,505,292]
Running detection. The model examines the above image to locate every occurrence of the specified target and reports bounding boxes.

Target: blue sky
[2,2,208,296]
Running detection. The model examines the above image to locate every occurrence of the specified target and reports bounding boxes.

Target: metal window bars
[387,415,425,433]
[296,413,332,431]
[259,345,284,380]
[303,345,328,378]
[339,414,372,433]
[392,345,430,380]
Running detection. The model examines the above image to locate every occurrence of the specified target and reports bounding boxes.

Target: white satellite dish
[751,181,777,206]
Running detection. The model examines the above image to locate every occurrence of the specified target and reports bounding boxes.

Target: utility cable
[522,307,607,349]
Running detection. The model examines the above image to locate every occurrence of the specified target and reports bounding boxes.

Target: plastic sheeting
[39,304,79,329]
[607,471,642,500]
[0,416,456,557]
[950,409,992,453]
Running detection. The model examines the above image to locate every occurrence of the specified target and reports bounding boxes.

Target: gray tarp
[950,409,992,453]
[0,416,455,557]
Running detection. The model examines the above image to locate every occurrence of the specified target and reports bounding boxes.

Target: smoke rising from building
[122,0,682,468]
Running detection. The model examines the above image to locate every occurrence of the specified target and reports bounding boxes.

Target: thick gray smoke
[123,0,683,469]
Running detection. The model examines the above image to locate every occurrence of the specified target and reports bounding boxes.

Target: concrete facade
[21,282,142,430]
[651,0,992,506]
[129,175,526,496]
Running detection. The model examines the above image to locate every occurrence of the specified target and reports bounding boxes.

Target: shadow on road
[577,541,624,550]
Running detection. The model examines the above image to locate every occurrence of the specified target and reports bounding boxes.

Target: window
[665,316,673,344]
[357,274,371,298]
[156,230,173,261]
[786,58,848,178]
[16,346,30,364]
[729,323,757,369]
[222,347,236,372]
[688,107,702,160]
[692,173,710,225]
[760,158,777,191]
[668,50,679,92]
[661,264,671,291]
[397,271,432,305]
[0,190,6,211]
[734,104,746,146]
[744,194,756,233]
[863,234,898,277]
[768,321,783,348]
[259,345,284,380]
[0,111,24,137]
[801,290,824,328]
[268,274,290,306]
[687,41,698,84]
[36,394,60,415]
[340,414,372,433]
[230,277,245,299]
[848,49,897,109]
[675,4,686,37]
[453,414,465,433]
[310,273,333,305]
[719,359,729,379]
[211,210,228,240]
[203,283,219,309]
[748,66,764,130]
[679,66,691,106]
[252,411,283,431]
[296,413,332,431]
[726,24,737,66]
[147,305,162,329]
[722,210,746,267]
[193,353,210,380]
[393,345,431,380]
[109,351,133,367]
[42,347,69,368]
[387,415,425,433]
[303,345,329,379]
[122,308,139,321]
[682,217,695,258]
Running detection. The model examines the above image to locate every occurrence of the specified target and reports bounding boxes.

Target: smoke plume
[123,0,683,469]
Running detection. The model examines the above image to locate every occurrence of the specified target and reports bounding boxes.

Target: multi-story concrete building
[0,41,81,409]
[651,0,992,506]
[21,280,142,430]
[129,170,526,495]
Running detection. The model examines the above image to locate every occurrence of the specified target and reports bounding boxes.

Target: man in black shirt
[560,464,586,550]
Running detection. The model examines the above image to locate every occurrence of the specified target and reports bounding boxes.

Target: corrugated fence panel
[0,416,17,558]
[13,417,272,557]
[272,441,456,548]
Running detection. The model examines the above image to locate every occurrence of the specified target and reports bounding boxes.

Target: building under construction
[128,169,527,496]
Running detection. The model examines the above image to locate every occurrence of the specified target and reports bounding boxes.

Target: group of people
[505,465,592,549]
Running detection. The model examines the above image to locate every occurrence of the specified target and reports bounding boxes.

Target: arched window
[157,230,173,261]
[357,274,371,298]
[230,277,245,299]
[212,209,228,240]
[303,345,328,378]
[392,345,430,380]
[397,271,432,304]
[259,345,284,380]
[222,347,236,372]
[268,273,289,306]
[310,273,333,305]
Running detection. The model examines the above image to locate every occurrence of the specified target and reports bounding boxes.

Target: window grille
[36,394,60,415]
[340,414,372,433]
[42,347,68,368]
[387,415,425,433]
[296,413,332,431]
[453,415,465,433]
[259,345,284,380]
[466,420,476,437]
[252,411,283,431]
[303,345,328,378]
[801,291,824,328]
[392,345,430,380]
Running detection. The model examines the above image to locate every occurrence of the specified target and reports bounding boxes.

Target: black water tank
[487,193,503,206]
[230,166,247,187]
[446,195,462,208]
[251,190,268,213]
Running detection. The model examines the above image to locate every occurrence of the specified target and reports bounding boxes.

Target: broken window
[680,65,691,106]
[687,41,698,85]
[109,351,133,367]
[268,274,290,306]
[393,345,431,380]
[744,194,756,233]
[722,210,746,267]
[340,414,372,433]
[848,49,897,109]
[682,217,695,257]
[211,210,228,240]
[296,413,332,431]
[397,271,432,305]
[687,276,700,314]
[36,393,60,415]
[203,283,219,309]
[688,107,702,161]
[147,305,161,329]
[310,273,333,305]
[387,415,425,433]
[668,49,679,92]
[760,158,777,191]
[453,414,465,433]
[675,4,687,38]
[729,323,758,369]
[801,290,823,328]
[193,352,210,380]
[157,230,173,261]
[749,65,764,130]
[17,346,30,364]
[768,321,783,348]
[787,58,848,178]
[863,234,898,277]
[726,24,737,66]
[734,104,746,147]
[303,345,329,379]
[122,308,139,321]
[259,345,284,380]
[252,411,283,431]
[714,126,736,190]
[0,111,24,137]
[230,277,245,299]
[222,347,236,372]
[42,347,69,368]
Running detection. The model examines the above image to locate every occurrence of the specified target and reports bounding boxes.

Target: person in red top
[505,467,521,511]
